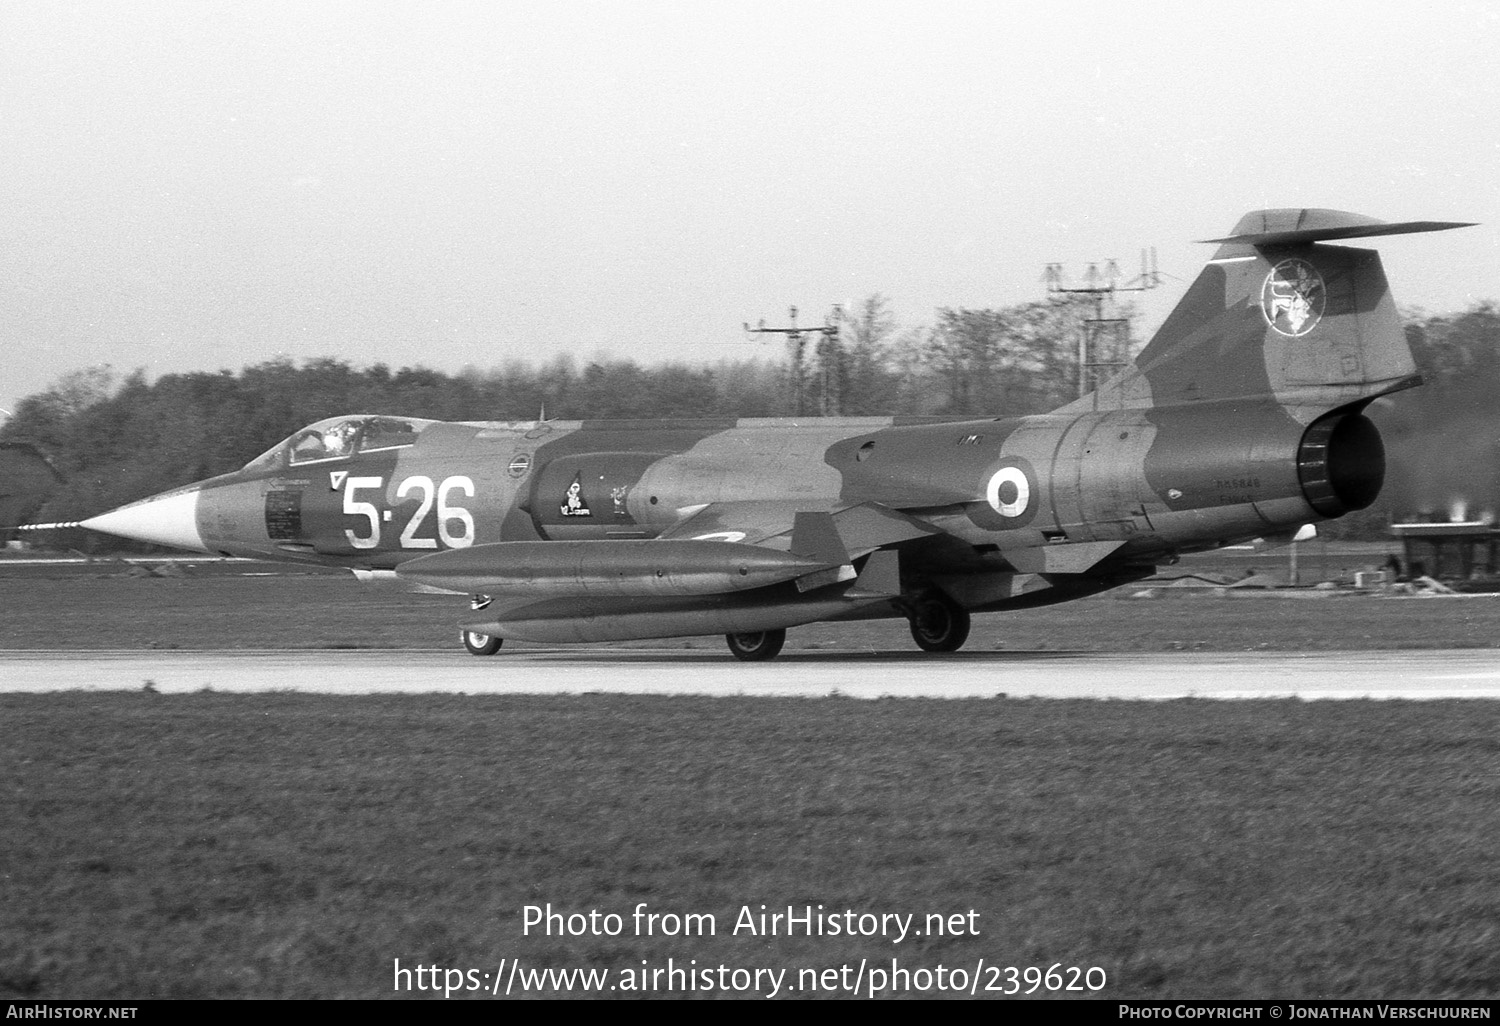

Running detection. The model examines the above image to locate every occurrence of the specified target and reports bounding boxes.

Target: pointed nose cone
[80,487,208,552]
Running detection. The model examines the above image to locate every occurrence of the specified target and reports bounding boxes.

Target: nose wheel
[462,630,503,656]
[725,629,786,662]
[908,593,970,653]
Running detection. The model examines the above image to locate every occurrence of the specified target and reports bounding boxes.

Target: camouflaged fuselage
[69,209,1472,647]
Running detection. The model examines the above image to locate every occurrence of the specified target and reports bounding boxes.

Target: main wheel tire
[462,630,503,656]
[725,629,786,662]
[909,595,971,653]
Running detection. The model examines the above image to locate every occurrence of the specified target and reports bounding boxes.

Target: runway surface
[2,648,1498,698]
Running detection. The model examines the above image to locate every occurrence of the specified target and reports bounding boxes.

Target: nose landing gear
[462,630,503,656]
[725,629,787,662]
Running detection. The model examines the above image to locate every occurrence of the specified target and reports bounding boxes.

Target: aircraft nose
[79,487,208,553]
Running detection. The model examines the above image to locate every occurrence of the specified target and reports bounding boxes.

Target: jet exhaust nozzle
[1297,411,1385,517]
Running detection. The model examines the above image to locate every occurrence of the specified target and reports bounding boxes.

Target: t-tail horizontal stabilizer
[1066,208,1477,414]
[1198,209,1475,248]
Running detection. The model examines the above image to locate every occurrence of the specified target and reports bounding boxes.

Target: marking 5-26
[343,475,476,550]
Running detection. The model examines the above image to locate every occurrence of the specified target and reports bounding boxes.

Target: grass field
[2,695,1497,999]
[1,561,1499,653]
[2,562,1499,1000]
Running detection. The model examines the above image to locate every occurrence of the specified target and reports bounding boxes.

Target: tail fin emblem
[1261,258,1325,337]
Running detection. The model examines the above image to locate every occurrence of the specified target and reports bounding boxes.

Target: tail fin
[1068,209,1474,414]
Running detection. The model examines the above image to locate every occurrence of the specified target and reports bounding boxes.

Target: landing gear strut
[908,593,970,653]
[462,630,503,656]
[725,629,786,662]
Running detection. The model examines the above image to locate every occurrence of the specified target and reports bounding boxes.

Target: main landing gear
[462,630,503,656]
[907,592,971,653]
[725,629,787,662]
[721,592,970,662]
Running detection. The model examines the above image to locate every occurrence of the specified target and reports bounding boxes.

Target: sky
[3,0,1498,416]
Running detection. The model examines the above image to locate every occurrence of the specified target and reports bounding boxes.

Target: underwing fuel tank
[395,538,836,598]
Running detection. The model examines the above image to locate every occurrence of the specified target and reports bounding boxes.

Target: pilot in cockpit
[291,430,326,462]
[324,420,360,457]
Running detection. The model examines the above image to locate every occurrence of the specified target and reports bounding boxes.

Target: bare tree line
[5,297,1496,540]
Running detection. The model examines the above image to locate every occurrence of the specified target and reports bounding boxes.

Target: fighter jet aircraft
[44,209,1472,659]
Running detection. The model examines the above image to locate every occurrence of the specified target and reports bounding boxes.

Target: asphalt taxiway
[1,648,1498,698]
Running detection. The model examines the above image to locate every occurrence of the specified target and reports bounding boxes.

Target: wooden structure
[1389,521,1500,580]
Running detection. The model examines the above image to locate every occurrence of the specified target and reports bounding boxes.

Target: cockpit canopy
[243,415,436,471]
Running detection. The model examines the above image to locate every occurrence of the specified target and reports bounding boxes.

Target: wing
[657,499,946,595]
[658,499,943,558]
[396,500,943,600]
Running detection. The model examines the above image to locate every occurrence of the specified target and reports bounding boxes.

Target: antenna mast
[744,305,843,416]
[1044,248,1159,404]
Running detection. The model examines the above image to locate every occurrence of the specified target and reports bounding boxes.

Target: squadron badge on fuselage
[561,474,592,517]
[1261,258,1325,337]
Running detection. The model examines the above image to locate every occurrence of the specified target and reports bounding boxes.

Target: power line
[1043,249,1159,402]
[743,304,843,416]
